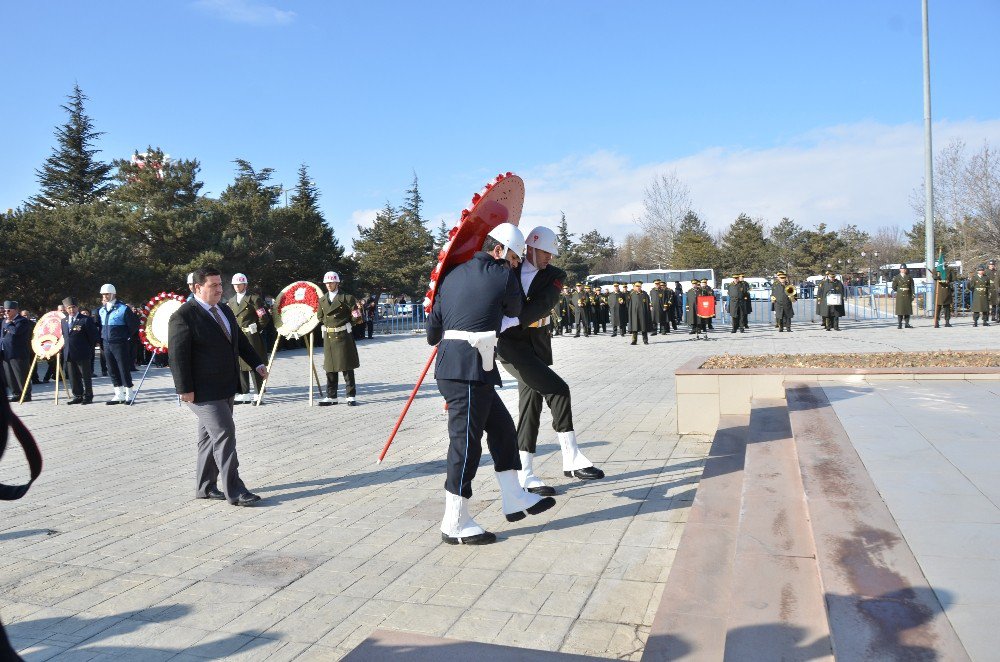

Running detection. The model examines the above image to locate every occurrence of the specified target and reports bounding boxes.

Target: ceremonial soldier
[892,264,916,329]
[970,264,992,327]
[571,283,590,337]
[685,279,703,336]
[609,283,627,337]
[726,274,751,333]
[817,271,846,331]
[700,278,716,330]
[429,224,555,545]
[932,266,954,328]
[989,259,999,322]
[595,288,608,334]
[227,273,271,403]
[97,284,141,404]
[657,281,674,334]
[771,272,795,332]
[559,286,572,335]
[1,301,34,402]
[497,226,605,497]
[61,297,100,404]
[627,281,651,345]
[648,281,662,336]
[582,286,596,335]
[316,271,362,406]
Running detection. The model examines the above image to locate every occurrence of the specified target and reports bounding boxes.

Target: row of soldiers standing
[552,281,684,343]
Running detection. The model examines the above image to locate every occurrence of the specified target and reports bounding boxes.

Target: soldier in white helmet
[497,226,605,496]
[97,284,141,404]
[227,273,271,404]
[186,272,196,301]
[316,271,362,406]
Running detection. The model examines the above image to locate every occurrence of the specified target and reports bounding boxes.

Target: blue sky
[2,0,999,247]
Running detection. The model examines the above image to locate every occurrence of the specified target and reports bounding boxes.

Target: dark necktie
[209,306,231,341]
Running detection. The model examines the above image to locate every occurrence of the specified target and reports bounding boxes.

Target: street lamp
[861,251,879,287]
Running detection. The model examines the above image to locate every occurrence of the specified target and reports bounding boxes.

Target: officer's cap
[690,279,699,285]
[900,263,908,270]
[732,273,744,278]
[633,281,643,286]
[700,279,709,284]
[978,264,987,270]
[989,259,997,266]
[776,271,786,277]
[3,300,18,309]
[62,297,78,307]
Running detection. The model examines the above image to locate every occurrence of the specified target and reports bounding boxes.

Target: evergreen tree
[556,212,573,257]
[353,201,434,297]
[434,219,450,252]
[31,84,114,208]
[794,223,848,276]
[574,229,616,273]
[767,217,803,276]
[672,211,720,270]
[218,159,283,288]
[400,172,424,225]
[720,213,768,276]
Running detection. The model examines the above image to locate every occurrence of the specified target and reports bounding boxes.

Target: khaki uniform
[317,290,361,399]
[892,274,915,328]
[228,292,271,395]
[970,273,992,326]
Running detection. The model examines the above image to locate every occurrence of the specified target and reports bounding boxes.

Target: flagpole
[922,0,935,267]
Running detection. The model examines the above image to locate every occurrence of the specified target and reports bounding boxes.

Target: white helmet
[100,284,116,295]
[524,225,559,256]
[232,273,248,285]
[323,271,340,283]
[487,223,525,257]
[186,272,195,285]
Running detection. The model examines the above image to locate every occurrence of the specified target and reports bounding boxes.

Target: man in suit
[498,225,605,498]
[227,273,271,404]
[169,266,268,507]
[428,223,555,545]
[61,297,100,404]
[2,301,34,402]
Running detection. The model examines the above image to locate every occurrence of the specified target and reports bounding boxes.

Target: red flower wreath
[139,291,187,354]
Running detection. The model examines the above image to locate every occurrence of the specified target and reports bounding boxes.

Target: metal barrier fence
[373,306,427,335]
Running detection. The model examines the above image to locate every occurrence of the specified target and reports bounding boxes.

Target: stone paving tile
[2,326,993,660]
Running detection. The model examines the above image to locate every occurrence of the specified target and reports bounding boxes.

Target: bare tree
[965,142,1000,260]
[637,170,692,266]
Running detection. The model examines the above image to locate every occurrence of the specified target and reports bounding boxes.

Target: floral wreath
[139,291,187,353]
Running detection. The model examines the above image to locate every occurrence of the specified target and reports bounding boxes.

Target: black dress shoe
[231,492,261,506]
[347,400,357,407]
[527,485,556,496]
[441,531,497,545]
[564,466,605,480]
[505,496,557,522]
[198,488,226,500]
[82,396,94,404]
[66,397,83,405]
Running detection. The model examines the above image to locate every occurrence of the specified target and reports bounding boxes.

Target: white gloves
[500,316,520,333]
[247,323,258,334]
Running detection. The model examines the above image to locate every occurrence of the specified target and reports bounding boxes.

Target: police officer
[727,274,751,333]
[817,271,846,331]
[228,273,271,404]
[892,264,916,329]
[498,226,605,497]
[771,272,795,332]
[2,301,34,402]
[97,284,140,404]
[970,264,992,327]
[932,266,954,328]
[429,223,554,545]
[61,297,100,404]
[627,281,651,345]
[316,271,361,406]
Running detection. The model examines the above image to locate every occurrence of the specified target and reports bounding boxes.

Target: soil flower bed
[701,351,1000,370]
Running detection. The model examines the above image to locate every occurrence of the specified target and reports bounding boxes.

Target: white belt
[325,323,352,334]
[528,316,551,328]
[443,330,498,371]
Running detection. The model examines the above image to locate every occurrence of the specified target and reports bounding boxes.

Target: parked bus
[586,268,716,292]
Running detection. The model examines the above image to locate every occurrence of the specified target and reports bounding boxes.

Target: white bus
[586,268,716,293]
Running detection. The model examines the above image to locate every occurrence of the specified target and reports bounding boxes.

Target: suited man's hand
[256,365,268,379]
[179,392,195,403]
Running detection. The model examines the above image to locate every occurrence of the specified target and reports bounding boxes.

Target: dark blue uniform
[62,312,100,402]
[97,300,140,388]
[426,252,522,498]
[2,315,34,401]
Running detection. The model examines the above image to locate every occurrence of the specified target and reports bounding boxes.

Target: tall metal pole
[922,0,935,267]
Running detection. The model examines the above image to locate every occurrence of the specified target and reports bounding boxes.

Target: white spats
[496,470,555,522]
[558,430,594,471]
[517,451,547,489]
[441,491,487,539]
[317,397,335,407]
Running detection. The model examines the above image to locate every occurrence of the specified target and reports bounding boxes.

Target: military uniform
[648,285,662,336]
[932,268,954,328]
[891,268,916,329]
[658,284,674,333]
[817,275,846,331]
[228,288,271,401]
[1,303,34,402]
[571,286,589,337]
[316,285,361,404]
[558,288,572,335]
[771,275,795,332]
[970,267,992,327]
[684,281,703,336]
[672,283,683,328]
[608,286,627,336]
[626,283,651,345]
[988,261,999,322]
[726,277,751,333]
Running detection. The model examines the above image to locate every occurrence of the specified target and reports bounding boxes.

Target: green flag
[935,249,946,280]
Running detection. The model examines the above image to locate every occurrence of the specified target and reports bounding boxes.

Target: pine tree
[556,212,573,257]
[400,172,424,225]
[31,84,113,208]
[434,219,450,251]
[353,201,434,297]
[672,211,720,270]
[767,217,803,276]
[720,213,768,276]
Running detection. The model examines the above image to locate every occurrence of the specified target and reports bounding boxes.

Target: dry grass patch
[701,351,1000,370]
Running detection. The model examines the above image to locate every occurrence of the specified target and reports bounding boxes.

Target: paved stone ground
[1,314,996,661]
[823,380,1000,662]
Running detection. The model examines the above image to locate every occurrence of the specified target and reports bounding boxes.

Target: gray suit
[168,298,263,502]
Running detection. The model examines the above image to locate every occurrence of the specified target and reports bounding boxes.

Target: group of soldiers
[551,280,685,343]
